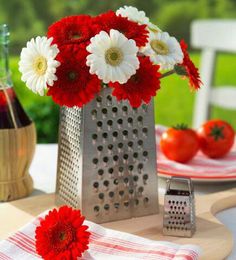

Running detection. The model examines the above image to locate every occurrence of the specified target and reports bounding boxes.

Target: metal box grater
[55,87,159,223]
[163,177,195,237]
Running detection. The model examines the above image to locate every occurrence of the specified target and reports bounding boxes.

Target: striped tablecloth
[0,211,201,260]
[156,125,236,181]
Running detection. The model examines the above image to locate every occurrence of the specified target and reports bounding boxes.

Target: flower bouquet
[19,6,201,223]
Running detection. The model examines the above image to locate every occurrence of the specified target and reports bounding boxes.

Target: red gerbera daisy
[47,45,101,107]
[35,206,90,260]
[177,39,202,90]
[95,11,148,47]
[110,56,161,107]
[48,15,100,47]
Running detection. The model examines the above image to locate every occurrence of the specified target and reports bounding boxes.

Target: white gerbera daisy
[142,31,183,70]
[19,36,60,96]
[86,29,139,84]
[116,6,161,32]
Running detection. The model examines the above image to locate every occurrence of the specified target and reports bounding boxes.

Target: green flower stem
[160,69,175,79]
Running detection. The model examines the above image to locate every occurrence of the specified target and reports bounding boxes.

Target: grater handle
[166,176,194,194]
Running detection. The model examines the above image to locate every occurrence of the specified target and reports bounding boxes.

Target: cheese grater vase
[55,87,159,223]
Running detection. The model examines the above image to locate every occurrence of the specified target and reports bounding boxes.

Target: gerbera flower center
[105,47,123,66]
[150,40,169,55]
[49,223,75,253]
[71,33,81,40]
[68,71,78,81]
[33,56,47,75]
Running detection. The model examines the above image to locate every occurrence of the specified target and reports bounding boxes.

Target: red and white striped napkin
[156,125,236,180]
[0,211,201,260]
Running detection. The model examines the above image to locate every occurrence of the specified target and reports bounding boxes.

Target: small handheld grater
[163,176,196,237]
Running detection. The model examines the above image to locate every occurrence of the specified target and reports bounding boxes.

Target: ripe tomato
[198,119,235,158]
[160,124,199,163]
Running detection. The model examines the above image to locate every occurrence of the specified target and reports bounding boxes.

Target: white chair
[191,20,236,128]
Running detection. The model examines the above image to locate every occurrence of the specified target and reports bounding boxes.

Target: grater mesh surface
[56,107,82,209]
[56,88,158,223]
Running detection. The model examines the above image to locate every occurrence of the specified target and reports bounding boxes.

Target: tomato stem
[173,123,189,130]
[209,125,225,141]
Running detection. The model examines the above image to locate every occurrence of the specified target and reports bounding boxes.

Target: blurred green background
[1,0,236,143]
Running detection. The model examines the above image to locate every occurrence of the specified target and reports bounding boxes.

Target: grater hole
[143,151,148,157]
[112,107,118,113]
[97,145,103,152]
[119,166,124,172]
[138,140,143,146]
[114,203,120,209]
[103,180,109,187]
[128,165,134,171]
[93,158,98,164]
[129,189,134,194]
[123,130,128,136]
[127,117,133,124]
[138,186,144,193]
[102,132,108,139]
[102,108,108,115]
[123,154,129,160]
[94,206,100,212]
[93,182,99,188]
[142,127,148,134]
[128,141,133,148]
[122,106,128,112]
[98,169,104,176]
[143,174,148,181]
[133,175,138,182]
[107,120,113,126]
[97,121,103,127]
[92,134,98,140]
[107,95,112,101]
[117,118,123,125]
[104,204,110,211]
[137,116,143,122]
[109,191,114,198]
[138,163,144,170]
[103,157,109,163]
[144,197,149,203]
[118,142,123,149]
[119,190,124,196]
[113,155,119,162]
[108,168,114,174]
[112,131,118,138]
[124,201,129,207]
[124,177,129,184]
[114,179,119,185]
[108,144,113,150]
[133,152,138,158]
[96,96,102,103]
[91,109,97,117]
[133,129,138,135]
[98,193,104,200]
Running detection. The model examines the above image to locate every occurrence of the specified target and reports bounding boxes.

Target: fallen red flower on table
[35,206,90,260]
[177,39,202,90]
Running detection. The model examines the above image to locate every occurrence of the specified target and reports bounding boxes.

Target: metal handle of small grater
[166,176,194,195]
